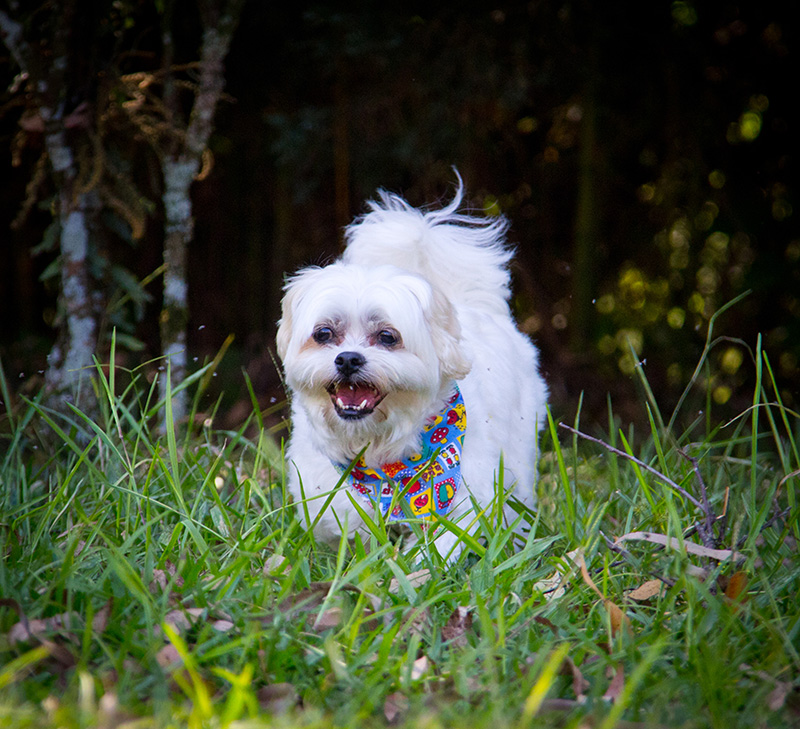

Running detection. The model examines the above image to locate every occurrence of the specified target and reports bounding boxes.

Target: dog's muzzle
[327,351,385,420]
[335,351,365,377]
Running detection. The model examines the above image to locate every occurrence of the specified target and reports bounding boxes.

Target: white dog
[276,176,548,557]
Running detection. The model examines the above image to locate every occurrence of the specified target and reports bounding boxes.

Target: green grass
[0,343,798,729]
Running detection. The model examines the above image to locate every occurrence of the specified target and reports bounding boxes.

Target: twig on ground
[737,507,792,548]
[678,448,717,547]
[558,423,703,509]
[560,423,721,547]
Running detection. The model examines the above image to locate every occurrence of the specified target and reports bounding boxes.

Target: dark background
[1,0,797,430]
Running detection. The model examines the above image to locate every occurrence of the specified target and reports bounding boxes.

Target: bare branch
[678,448,716,546]
[558,423,703,508]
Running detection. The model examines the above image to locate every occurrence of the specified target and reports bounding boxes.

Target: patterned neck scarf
[334,387,467,521]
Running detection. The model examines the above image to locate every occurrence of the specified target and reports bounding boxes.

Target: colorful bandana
[335,387,467,521]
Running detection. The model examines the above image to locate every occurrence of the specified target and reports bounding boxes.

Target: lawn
[0,335,798,728]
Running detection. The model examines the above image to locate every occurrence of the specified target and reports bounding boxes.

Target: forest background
[1,0,796,430]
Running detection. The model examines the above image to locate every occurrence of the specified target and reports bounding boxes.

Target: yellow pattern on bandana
[336,387,467,520]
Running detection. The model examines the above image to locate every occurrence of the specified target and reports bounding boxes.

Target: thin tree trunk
[160,158,197,424]
[43,166,99,409]
[2,2,99,410]
[157,1,243,428]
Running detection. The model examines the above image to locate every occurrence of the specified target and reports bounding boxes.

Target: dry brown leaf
[410,655,429,681]
[257,683,298,714]
[561,656,589,701]
[441,606,472,649]
[533,615,559,636]
[92,601,112,634]
[276,581,380,631]
[8,612,79,645]
[313,607,343,631]
[603,663,625,702]
[532,548,581,600]
[212,619,235,632]
[383,691,410,723]
[402,606,432,638]
[605,599,630,637]
[615,531,744,562]
[767,681,791,711]
[387,568,432,595]
[724,571,748,602]
[150,570,169,591]
[263,554,291,576]
[150,562,183,592]
[578,553,631,637]
[627,579,663,601]
[161,608,202,634]
[577,552,602,599]
[740,664,795,712]
[278,582,333,614]
[40,638,77,668]
[155,643,181,669]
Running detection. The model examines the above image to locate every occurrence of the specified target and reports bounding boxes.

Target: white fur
[277,176,548,557]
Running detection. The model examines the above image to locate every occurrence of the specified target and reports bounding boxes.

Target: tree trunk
[4,0,102,411]
[159,158,197,425]
[43,172,99,410]
[157,1,244,428]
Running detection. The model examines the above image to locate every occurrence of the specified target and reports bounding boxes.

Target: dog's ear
[429,287,471,381]
[276,279,299,361]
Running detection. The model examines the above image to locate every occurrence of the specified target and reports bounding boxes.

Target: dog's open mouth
[327,382,385,420]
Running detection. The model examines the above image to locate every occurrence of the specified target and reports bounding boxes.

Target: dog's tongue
[334,383,380,410]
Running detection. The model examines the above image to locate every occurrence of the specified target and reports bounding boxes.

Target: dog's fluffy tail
[343,172,514,313]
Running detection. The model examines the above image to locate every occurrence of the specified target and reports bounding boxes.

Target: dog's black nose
[335,351,366,377]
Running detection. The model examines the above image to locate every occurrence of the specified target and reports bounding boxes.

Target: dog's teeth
[337,397,345,408]
[359,399,367,408]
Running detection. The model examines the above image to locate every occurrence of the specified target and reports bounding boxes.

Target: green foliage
[0,342,799,728]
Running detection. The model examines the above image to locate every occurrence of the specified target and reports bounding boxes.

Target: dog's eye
[313,327,334,344]
[377,330,399,347]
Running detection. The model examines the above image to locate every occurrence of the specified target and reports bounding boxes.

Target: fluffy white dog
[276,176,548,557]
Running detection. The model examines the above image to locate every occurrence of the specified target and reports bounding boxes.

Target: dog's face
[277,262,470,439]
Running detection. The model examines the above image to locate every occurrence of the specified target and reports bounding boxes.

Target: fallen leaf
[740,663,794,712]
[263,554,291,576]
[313,607,343,631]
[161,608,202,634]
[578,553,631,637]
[212,619,235,632]
[92,601,112,634]
[150,562,183,592]
[627,579,663,601]
[155,643,181,668]
[383,691,410,723]
[604,599,630,637]
[441,606,472,649]
[8,612,78,645]
[615,531,744,562]
[388,568,431,595]
[603,663,625,702]
[402,606,432,638]
[410,655,429,681]
[257,683,298,714]
[532,549,581,600]
[767,681,791,711]
[278,582,333,615]
[724,571,748,602]
[40,638,77,668]
[533,616,559,636]
[562,656,589,701]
